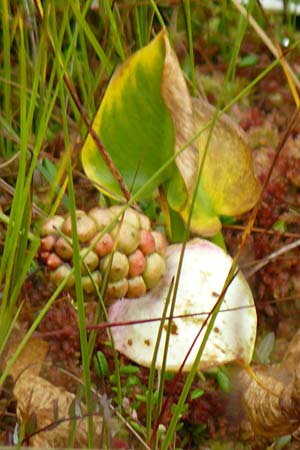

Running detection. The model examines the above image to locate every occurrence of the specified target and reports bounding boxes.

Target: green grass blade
[69,1,113,75]
[103,0,126,61]
[183,0,196,95]
[145,279,174,442]
[49,7,95,444]
[149,0,165,29]
[1,0,12,156]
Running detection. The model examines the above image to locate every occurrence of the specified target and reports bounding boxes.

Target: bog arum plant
[41,26,259,379]
[81,29,260,237]
[39,24,263,444]
[40,206,167,299]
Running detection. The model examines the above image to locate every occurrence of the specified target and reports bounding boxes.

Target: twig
[246,238,300,277]
[224,224,300,239]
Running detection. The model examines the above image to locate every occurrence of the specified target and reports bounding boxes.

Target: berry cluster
[40,206,167,300]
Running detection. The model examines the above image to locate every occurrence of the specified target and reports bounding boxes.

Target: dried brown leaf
[14,373,103,448]
[5,338,48,380]
[161,33,198,194]
[5,338,105,447]
[239,332,300,437]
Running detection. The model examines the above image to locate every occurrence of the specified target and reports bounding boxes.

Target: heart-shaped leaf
[82,31,259,237]
[81,29,197,201]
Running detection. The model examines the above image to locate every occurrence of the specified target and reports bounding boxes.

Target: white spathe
[109,239,257,371]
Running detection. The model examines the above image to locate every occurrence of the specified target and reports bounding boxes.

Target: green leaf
[94,351,109,378]
[120,364,140,374]
[82,30,175,200]
[166,168,187,212]
[239,53,259,68]
[274,435,292,449]
[273,219,286,232]
[216,368,231,393]
[82,29,198,204]
[190,388,204,400]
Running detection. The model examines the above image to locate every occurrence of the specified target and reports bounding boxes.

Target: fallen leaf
[5,338,48,380]
[14,373,104,448]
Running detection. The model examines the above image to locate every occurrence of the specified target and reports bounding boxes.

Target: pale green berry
[139,213,151,230]
[55,236,73,260]
[49,264,75,289]
[123,208,141,229]
[111,221,140,255]
[100,251,129,281]
[106,278,128,299]
[127,276,147,298]
[88,207,114,231]
[41,216,64,236]
[143,253,166,289]
[108,205,123,217]
[82,271,102,294]
[62,211,97,242]
[110,205,140,229]
[62,210,85,236]
[77,215,97,243]
[80,249,99,274]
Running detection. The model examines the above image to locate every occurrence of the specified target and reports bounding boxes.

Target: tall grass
[0,1,298,448]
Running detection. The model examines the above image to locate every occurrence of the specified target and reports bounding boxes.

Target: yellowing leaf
[179,182,222,236]
[161,36,198,195]
[82,29,198,204]
[82,30,174,200]
[194,99,260,215]
[179,99,260,236]
[81,29,259,237]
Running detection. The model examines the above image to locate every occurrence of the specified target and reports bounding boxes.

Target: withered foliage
[239,330,300,438]
[5,338,104,448]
